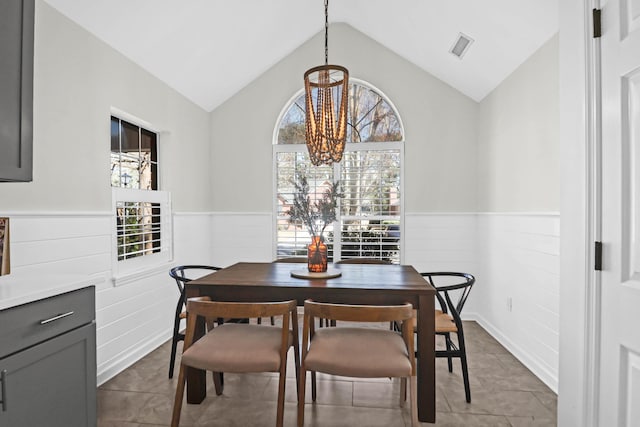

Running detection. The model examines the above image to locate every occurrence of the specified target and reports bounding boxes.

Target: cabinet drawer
[0,286,94,358]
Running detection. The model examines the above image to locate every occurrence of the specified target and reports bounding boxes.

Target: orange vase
[307,235,328,273]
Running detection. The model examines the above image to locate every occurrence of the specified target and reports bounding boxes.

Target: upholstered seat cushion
[181,323,292,373]
[304,327,411,378]
[435,312,457,333]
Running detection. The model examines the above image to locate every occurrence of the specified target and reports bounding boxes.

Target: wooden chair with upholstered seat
[171,297,299,427]
[168,265,221,379]
[298,300,418,427]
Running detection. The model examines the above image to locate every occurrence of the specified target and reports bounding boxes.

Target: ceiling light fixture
[304,0,349,166]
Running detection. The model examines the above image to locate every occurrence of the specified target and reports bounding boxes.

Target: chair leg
[294,338,301,398]
[171,364,187,427]
[445,333,453,373]
[409,375,419,427]
[271,316,275,325]
[213,372,223,395]
[169,337,178,379]
[458,332,471,403]
[169,321,182,379]
[297,365,307,427]
[400,377,407,407]
[276,353,288,427]
[311,371,317,402]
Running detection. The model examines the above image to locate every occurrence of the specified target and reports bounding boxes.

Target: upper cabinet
[0,0,34,182]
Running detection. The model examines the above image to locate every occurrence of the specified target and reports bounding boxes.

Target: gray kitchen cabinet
[0,0,34,182]
[0,286,96,427]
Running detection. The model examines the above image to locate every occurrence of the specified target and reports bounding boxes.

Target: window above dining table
[273,79,404,263]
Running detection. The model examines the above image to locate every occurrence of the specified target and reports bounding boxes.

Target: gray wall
[477,34,560,212]
[0,1,212,212]
[0,10,558,215]
[209,23,479,213]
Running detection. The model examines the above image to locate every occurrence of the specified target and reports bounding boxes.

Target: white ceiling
[43,0,558,112]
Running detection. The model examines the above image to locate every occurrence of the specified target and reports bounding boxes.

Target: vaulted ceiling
[43,0,558,112]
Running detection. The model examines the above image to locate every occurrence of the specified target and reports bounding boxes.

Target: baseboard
[97,329,172,386]
[464,312,559,394]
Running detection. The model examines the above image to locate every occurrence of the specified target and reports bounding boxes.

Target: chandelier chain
[324,0,328,65]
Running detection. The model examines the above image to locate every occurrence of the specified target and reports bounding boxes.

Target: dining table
[185,261,436,423]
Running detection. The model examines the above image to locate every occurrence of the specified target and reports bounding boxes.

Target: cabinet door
[0,323,96,427]
[0,0,34,182]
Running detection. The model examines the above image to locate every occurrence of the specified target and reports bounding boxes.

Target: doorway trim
[558,0,601,426]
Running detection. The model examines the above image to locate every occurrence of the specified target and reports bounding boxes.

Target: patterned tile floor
[98,321,557,426]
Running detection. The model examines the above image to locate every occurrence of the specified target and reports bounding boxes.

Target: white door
[599,0,640,424]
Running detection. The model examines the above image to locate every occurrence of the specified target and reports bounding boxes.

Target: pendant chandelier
[304,0,349,166]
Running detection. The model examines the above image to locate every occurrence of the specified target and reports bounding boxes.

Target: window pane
[110,153,121,187]
[341,150,401,216]
[119,153,140,189]
[348,85,403,143]
[121,120,140,152]
[276,83,403,145]
[340,218,400,263]
[116,201,161,260]
[140,129,158,190]
[111,117,120,151]
[276,152,334,258]
[277,95,306,145]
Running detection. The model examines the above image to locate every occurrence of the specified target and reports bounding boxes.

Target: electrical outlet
[507,297,513,312]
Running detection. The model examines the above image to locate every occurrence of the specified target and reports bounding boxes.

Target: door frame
[559,1,601,426]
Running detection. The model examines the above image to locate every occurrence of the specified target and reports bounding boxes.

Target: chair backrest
[169,265,221,293]
[336,258,391,264]
[303,300,413,323]
[420,272,475,328]
[302,299,416,373]
[183,297,298,352]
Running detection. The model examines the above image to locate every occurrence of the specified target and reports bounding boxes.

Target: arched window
[273,80,404,263]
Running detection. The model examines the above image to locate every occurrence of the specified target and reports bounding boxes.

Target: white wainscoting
[210,212,273,266]
[474,213,560,393]
[97,212,215,384]
[0,211,215,385]
[1,211,559,392]
[404,213,478,274]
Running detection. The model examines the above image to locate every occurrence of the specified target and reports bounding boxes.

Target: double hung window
[111,114,171,282]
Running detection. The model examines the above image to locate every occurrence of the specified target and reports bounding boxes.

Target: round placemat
[290,267,342,279]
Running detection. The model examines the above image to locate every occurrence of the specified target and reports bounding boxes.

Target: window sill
[112,261,173,287]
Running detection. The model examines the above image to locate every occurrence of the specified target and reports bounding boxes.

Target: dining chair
[420,272,475,403]
[171,297,299,427]
[168,265,221,379]
[298,299,418,427]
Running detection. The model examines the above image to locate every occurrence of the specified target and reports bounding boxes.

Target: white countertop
[0,273,95,310]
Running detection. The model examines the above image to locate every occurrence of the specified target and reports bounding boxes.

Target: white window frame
[110,109,173,286]
[272,79,405,263]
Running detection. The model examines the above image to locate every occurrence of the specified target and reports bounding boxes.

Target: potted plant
[288,171,342,272]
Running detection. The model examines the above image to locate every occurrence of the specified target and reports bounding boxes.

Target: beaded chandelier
[303,0,349,166]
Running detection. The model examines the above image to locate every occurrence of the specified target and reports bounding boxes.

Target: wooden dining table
[185,261,436,423]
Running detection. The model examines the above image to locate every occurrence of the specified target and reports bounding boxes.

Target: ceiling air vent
[449,33,474,59]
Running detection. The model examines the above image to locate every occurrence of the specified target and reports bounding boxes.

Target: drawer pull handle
[40,311,75,325]
[1,369,6,412]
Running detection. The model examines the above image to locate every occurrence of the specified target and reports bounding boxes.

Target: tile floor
[98,321,557,426]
